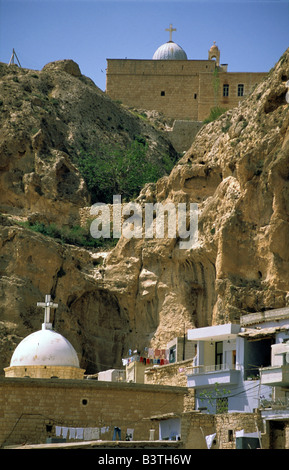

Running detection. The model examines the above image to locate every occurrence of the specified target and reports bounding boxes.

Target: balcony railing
[260,397,289,410]
[186,363,240,388]
[186,363,240,376]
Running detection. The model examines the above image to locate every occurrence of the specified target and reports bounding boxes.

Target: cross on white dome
[165,23,176,42]
[37,294,58,330]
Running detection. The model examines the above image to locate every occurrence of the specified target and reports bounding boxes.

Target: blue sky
[0,0,288,91]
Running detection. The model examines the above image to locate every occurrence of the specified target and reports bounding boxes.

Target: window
[232,350,236,367]
[194,93,197,99]
[216,396,228,414]
[223,84,229,97]
[228,430,234,442]
[215,341,223,369]
[161,91,165,96]
[238,84,244,97]
[46,424,53,433]
[169,346,176,363]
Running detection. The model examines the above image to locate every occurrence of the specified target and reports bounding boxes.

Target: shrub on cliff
[203,106,227,124]
[73,139,174,204]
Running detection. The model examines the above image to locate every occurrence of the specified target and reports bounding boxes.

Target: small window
[46,424,53,433]
[216,396,228,414]
[161,91,165,96]
[228,429,234,442]
[223,84,229,97]
[194,93,197,99]
[232,350,236,366]
[169,346,176,363]
[238,84,244,97]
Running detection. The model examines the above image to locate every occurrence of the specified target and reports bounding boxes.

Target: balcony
[260,364,289,387]
[186,363,241,388]
[260,397,289,421]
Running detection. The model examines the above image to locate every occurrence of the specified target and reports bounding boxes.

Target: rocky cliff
[0,50,288,376]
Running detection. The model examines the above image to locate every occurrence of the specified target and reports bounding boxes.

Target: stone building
[3,295,289,449]
[106,24,267,123]
[1,294,190,448]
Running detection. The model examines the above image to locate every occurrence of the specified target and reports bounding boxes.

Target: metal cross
[37,294,58,325]
[166,24,176,42]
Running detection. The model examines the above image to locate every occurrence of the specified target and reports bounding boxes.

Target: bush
[73,140,174,204]
[203,106,227,124]
[18,221,118,250]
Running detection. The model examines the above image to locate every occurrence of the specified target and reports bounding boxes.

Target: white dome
[10,328,80,368]
[153,41,188,60]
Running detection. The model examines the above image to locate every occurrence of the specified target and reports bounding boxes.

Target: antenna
[8,48,22,67]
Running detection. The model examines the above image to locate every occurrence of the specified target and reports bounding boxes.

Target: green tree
[199,383,231,414]
[74,139,173,204]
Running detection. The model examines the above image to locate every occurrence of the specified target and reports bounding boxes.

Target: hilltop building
[106,25,267,151]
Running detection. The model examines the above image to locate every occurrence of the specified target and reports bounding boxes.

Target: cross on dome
[165,23,176,42]
[37,294,58,329]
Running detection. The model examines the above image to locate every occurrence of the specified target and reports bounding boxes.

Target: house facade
[184,307,289,448]
[186,308,289,413]
[186,323,271,414]
[241,308,289,448]
[97,307,289,447]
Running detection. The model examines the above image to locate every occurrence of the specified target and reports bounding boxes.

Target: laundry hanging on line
[55,425,102,440]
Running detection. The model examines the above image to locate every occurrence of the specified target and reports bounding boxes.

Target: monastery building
[106,24,267,122]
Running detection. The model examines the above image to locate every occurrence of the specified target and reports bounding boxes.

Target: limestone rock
[42,59,82,77]
[0,58,178,374]
[0,49,289,376]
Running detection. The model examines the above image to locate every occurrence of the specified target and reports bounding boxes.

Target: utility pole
[183,323,186,361]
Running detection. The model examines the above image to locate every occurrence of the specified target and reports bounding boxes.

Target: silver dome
[152,41,188,61]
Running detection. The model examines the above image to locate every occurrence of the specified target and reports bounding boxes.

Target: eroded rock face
[100,48,289,349]
[0,59,177,223]
[0,50,289,375]
[0,59,178,374]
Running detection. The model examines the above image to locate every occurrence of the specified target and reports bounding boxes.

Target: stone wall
[144,360,196,413]
[214,412,263,449]
[198,71,267,121]
[0,378,187,447]
[166,120,203,153]
[145,359,193,387]
[106,59,214,120]
[0,376,285,449]
[4,365,85,380]
[181,412,216,449]
[261,418,289,449]
[106,59,267,121]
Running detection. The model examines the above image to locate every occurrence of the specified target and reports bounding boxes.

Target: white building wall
[189,333,272,413]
